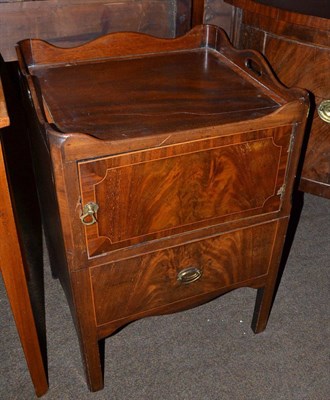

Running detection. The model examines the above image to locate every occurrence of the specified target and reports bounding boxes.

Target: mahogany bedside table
[0,73,48,396]
[17,25,309,392]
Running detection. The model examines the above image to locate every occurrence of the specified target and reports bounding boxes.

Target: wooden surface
[226,0,330,198]
[0,79,9,128]
[17,25,309,392]
[254,0,330,19]
[91,221,277,325]
[78,125,290,257]
[191,0,205,25]
[191,0,234,36]
[204,0,234,35]
[30,48,279,138]
[0,76,48,396]
[0,0,192,61]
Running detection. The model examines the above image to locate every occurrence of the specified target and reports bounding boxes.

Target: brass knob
[80,202,99,226]
[177,266,202,284]
[318,100,330,123]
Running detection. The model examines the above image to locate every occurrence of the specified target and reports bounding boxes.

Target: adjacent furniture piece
[0,75,48,396]
[0,0,192,62]
[17,25,308,392]
[225,0,330,198]
[191,0,205,25]
[192,0,235,36]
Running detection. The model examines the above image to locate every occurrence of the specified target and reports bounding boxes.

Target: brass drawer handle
[80,202,99,226]
[318,100,330,123]
[177,266,202,284]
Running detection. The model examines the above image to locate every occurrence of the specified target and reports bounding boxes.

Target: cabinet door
[78,126,292,257]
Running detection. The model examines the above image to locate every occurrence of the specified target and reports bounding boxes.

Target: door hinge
[288,132,295,153]
[277,184,286,199]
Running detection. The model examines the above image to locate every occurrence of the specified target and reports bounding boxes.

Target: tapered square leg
[251,287,273,334]
[251,218,290,334]
[80,339,104,392]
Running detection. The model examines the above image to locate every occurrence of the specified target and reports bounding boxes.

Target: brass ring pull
[177,266,202,284]
[80,202,99,226]
[318,100,330,123]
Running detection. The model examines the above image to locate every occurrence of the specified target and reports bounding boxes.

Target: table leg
[0,142,48,397]
[251,218,289,334]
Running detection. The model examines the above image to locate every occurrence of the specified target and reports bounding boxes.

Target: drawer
[90,221,277,326]
[79,126,292,257]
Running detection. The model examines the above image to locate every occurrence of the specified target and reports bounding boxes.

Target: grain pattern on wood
[226,0,330,198]
[17,26,309,391]
[91,221,277,325]
[226,0,330,30]
[19,25,307,144]
[248,0,330,20]
[30,50,279,138]
[79,126,291,257]
[0,0,191,61]
[239,27,330,103]
[260,37,330,191]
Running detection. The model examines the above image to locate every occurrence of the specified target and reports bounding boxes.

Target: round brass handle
[177,266,202,284]
[317,100,330,123]
[80,202,99,226]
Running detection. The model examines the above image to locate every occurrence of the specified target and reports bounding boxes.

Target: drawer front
[90,221,277,326]
[79,126,292,257]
